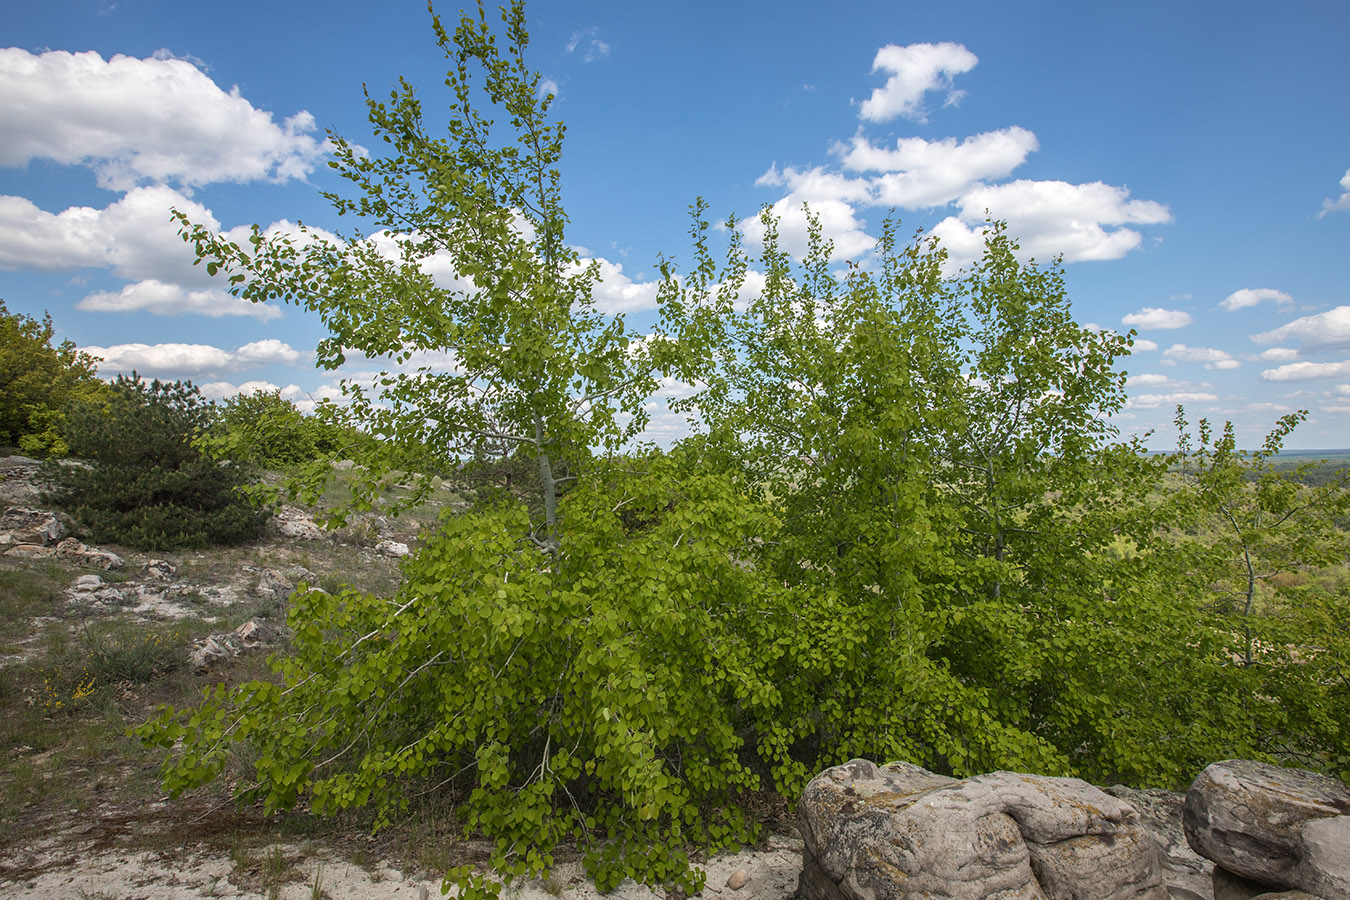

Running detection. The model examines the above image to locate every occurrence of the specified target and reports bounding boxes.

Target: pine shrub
[45,374,266,550]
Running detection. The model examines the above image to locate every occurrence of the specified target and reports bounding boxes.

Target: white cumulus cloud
[1126,391,1219,409]
[1252,306,1350,351]
[838,127,1038,209]
[1220,288,1294,311]
[0,48,329,190]
[83,339,304,378]
[860,42,978,123]
[1131,339,1159,352]
[1163,344,1239,369]
[1257,347,1299,361]
[1260,360,1350,382]
[1319,168,1350,217]
[77,279,278,320]
[1122,307,1193,330]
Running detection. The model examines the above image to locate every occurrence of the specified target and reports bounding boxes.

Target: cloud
[745,165,876,261]
[77,279,279,319]
[1257,347,1299,361]
[1131,339,1159,352]
[1252,306,1350,351]
[565,27,610,63]
[1126,373,1174,387]
[82,339,304,378]
[0,48,329,190]
[1220,288,1294,312]
[943,180,1171,264]
[837,127,1038,209]
[1122,307,1193,330]
[1163,344,1239,370]
[860,42,978,123]
[1260,360,1350,382]
[0,186,220,284]
[584,257,660,314]
[1319,168,1350,217]
[1126,391,1219,409]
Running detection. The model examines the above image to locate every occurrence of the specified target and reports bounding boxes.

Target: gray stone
[72,574,104,591]
[375,539,410,558]
[256,568,294,600]
[274,506,326,541]
[1109,784,1214,900]
[0,506,70,546]
[1185,760,1350,895]
[4,542,53,559]
[798,759,1166,900]
[141,559,177,580]
[53,537,124,569]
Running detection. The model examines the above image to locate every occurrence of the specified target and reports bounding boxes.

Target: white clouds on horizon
[860,42,978,123]
[83,338,304,378]
[0,47,329,190]
[1261,360,1350,382]
[1252,306,1350,351]
[1123,307,1192,330]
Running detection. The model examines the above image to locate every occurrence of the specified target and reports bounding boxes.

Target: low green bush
[45,374,267,550]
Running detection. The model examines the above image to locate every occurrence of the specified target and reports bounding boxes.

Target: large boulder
[798,759,1167,900]
[1108,784,1214,900]
[1184,760,1350,899]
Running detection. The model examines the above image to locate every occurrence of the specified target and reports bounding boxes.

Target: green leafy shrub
[138,453,810,894]
[0,300,105,455]
[45,374,267,550]
[214,390,345,469]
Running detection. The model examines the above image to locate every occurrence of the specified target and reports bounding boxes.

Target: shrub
[215,390,337,469]
[45,374,267,550]
[0,300,104,455]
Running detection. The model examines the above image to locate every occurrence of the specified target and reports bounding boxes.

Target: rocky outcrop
[375,538,410,558]
[1108,784,1214,899]
[0,506,71,546]
[1185,760,1350,900]
[53,537,124,569]
[188,619,287,672]
[273,505,326,541]
[798,758,1167,900]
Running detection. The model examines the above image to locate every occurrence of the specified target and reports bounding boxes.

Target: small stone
[726,869,750,890]
[142,559,177,580]
[418,885,430,900]
[5,543,54,559]
[375,539,411,558]
[72,574,104,591]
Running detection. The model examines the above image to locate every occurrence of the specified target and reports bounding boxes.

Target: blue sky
[2,0,1348,448]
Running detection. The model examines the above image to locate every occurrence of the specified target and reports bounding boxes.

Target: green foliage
[137,1,1350,895]
[0,300,104,455]
[212,390,348,469]
[45,374,267,550]
[1162,409,1350,777]
[174,0,702,543]
[138,452,813,895]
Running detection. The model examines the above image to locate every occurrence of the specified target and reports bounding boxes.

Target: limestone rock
[375,539,410,558]
[726,868,749,890]
[4,542,53,559]
[1108,784,1214,900]
[1185,760,1350,896]
[0,506,70,546]
[53,537,124,569]
[256,568,294,600]
[72,574,104,591]
[141,559,177,580]
[188,620,285,672]
[274,505,325,541]
[798,758,1166,900]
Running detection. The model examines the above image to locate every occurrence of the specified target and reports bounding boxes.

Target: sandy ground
[1,833,805,900]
